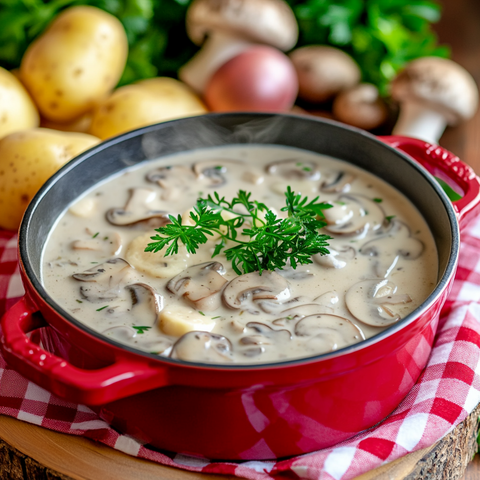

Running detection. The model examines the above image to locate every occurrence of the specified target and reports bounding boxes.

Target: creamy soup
[41,145,438,364]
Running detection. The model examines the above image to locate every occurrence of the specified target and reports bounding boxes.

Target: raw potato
[89,77,207,140]
[0,128,100,230]
[0,67,39,139]
[159,306,216,337]
[126,232,190,278]
[40,111,93,133]
[20,6,128,122]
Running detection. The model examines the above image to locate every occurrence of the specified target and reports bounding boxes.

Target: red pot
[2,114,480,460]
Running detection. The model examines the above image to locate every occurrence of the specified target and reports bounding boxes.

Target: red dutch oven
[2,113,480,460]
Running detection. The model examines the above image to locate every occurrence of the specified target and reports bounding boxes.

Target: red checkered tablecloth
[1,221,480,480]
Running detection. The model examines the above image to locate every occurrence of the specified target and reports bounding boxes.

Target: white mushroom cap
[391,57,479,143]
[333,83,388,130]
[186,0,298,51]
[391,57,478,124]
[180,0,298,93]
[289,46,361,103]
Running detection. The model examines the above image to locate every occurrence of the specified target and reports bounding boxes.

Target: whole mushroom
[179,0,298,94]
[289,46,361,104]
[391,56,479,144]
[333,83,389,130]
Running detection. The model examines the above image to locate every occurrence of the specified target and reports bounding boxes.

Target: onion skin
[204,46,299,112]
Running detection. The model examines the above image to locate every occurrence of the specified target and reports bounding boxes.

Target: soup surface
[42,145,438,364]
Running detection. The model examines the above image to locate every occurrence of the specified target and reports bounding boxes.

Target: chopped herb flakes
[96,305,109,311]
[133,326,152,334]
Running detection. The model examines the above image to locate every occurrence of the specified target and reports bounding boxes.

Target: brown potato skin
[0,128,100,231]
[20,6,128,122]
[0,67,39,139]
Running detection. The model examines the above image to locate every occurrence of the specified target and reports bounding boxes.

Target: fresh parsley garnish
[133,326,152,334]
[146,187,331,275]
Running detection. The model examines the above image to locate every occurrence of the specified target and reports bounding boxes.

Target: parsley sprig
[145,187,331,275]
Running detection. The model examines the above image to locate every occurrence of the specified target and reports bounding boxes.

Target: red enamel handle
[0,298,169,405]
[379,136,480,231]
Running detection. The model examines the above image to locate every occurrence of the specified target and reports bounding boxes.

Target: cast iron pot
[2,113,480,460]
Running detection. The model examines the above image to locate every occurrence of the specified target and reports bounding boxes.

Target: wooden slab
[0,402,478,480]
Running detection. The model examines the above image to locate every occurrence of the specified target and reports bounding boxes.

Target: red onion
[204,46,298,112]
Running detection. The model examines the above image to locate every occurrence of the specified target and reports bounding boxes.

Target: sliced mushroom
[360,220,424,277]
[238,322,291,358]
[68,196,97,218]
[256,296,310,314]
[48,258,78,268]
[272,303,328,326]
[324,194,385,237]
[313,246,355,269]
[102,325,172,354]
[223,271,290,309]
[265,158,321,181]
[125,283,163,326]
[102,325,138,342]
[170,331,233,363]
[321,171,355,193]
[229,319,245,334]
[146,165,196,201]
[313,291,340,312]
[242,169,264,185]
[345,279,412,327]
[72,258,133,302]
[276,266,314,280]
[72,232,123,256]
[166,262,227,312]
[294,314,364,353]
[192,159,242,187]
[106,188,170,228]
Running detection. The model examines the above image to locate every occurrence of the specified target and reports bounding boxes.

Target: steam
[141,114,291,160]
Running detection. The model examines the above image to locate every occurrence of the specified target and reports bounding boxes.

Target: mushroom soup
[41,145,438,364]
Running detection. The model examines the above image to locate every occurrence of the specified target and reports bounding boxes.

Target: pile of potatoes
[0,6,207,231]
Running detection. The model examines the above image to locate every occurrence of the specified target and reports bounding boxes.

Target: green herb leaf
[132,325,152,334]
[147,188,331,275]
[96,305,109,311]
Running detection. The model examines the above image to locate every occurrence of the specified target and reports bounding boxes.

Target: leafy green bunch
[145,187,332,275]
[290,0,449,94]
[0,0,447,94]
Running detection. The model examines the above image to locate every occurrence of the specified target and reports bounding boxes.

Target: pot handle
[1,298,170,405]
[379,135,480,231]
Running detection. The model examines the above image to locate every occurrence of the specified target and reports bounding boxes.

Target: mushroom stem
[392,101,447,144]
[179,31,252,94]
